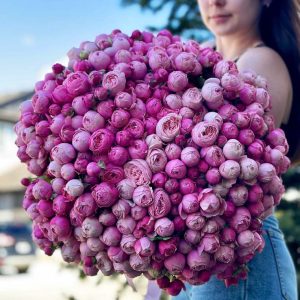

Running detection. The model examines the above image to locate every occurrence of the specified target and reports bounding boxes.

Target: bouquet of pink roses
[15,28,290,296]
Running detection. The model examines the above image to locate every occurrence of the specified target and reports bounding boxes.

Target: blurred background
[1,1,299,299]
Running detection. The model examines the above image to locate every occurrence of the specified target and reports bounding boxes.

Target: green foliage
[121,0,209,40]
[282,166,300,189]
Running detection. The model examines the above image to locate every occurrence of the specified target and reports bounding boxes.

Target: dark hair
[259,0,300,166]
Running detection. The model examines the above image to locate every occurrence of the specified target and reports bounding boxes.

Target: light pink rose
[124,159,152,186]
[182,87,203,110]
[148,188,171,219]
[146,148,168,173]
[198,188,226,218]
[192,121,219,147]
[167,71,188,92]
[133,186,154,207]
[156,113,182,142]
[102,71,126,96]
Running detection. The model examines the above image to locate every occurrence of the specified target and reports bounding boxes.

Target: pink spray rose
[146,148,168,173]
[133,186,154,207]
[63,71,91,96]
[192,121,219,147]
[156,113,182,142]
[102,71,126,96]
[124,159,152,186]
[149,188,171,219]
[198,188,226,218]
[167,71,188,92]
[89,128,115,154]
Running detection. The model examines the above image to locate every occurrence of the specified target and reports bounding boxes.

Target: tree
[121,0,210,40]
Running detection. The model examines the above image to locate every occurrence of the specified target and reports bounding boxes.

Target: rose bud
[164,252,186,275]
[124,159,152,186]
[184,229,201,245]
[229,207,251,233]
[91,182,119,208]
[117,178,136,200]
[158,237,179,257]
[82,217,103,238]
[112,199,131,219]
[134,237,155,257]
[187,250,211,271]
[107,246,128,263]
[102,70,126,96]
[214,245,235,264]
[237,230,255,248]
[167,71,188,92]
[199,188,226,218]
[198,234,220,254]
[133,185,154,207]
[221,228,236,243]
[98,209,117,227]
[154,217,174,237]
[116,217,136,235]
[186,213,205,231]
[120,234,136,255]
[166,279,185,296]
[146,148,168,173]
[131,205,147,221]
[157,276,171,289]
[129,254,150,272]
[101,227,122,247]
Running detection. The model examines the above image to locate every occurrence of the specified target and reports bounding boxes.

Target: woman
[174,0,300,299]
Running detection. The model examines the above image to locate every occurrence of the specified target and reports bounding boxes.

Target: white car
[0,223,36,274]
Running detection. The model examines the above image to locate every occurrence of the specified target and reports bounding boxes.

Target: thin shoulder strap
[234,42,266,63]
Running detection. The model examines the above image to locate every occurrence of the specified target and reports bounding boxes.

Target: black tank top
[212,42,266,63]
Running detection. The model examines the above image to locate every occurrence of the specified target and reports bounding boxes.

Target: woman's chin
[210,26,237,38]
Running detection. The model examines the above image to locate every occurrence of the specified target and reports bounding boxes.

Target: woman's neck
[215,30,263,61]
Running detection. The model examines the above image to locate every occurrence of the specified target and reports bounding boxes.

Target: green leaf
[98,160,106,169]
[80,51,89,60]
[149,235,172,241]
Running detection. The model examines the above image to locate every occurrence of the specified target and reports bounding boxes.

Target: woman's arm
[236,47,293,128]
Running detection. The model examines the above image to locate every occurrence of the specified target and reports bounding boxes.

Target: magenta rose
[89,128,115,154]
[149,50,171,71]
[63,71,91,96]
[91,182,119,208]
[101,164,125,184]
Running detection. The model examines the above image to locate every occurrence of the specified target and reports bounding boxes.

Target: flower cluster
[15,29,290,296]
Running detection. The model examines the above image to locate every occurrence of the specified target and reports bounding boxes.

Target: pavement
[0,250,149,300]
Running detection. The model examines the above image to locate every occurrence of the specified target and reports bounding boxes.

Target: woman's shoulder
[238,45,293,127]
[237,45,289,76]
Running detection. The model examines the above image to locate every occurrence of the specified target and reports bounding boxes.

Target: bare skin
[197,0,292,127]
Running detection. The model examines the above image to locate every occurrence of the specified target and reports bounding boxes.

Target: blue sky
[0,0,172,95]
